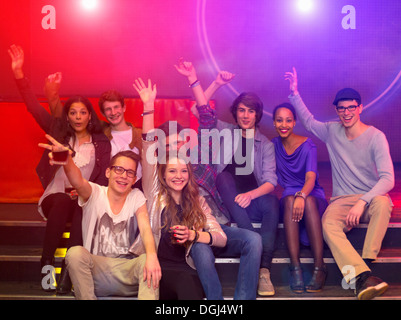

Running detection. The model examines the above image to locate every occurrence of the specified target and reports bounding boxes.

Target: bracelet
[141,110,154,117]
[294,191,306,199]
[207,231,213,245]
[193,230,200,243]
[189,80,200,88]
[142,132,155,141]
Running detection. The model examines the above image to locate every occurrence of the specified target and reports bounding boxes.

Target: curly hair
[52,95,103,146]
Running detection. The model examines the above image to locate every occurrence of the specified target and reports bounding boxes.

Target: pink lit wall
[1,0,401,163]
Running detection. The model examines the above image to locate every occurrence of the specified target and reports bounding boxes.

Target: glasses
[110,166,136,178]
[336,105,359,113]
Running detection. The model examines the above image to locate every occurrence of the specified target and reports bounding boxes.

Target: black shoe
[355,272,388,300]
[306,265,327,293]
[56,260,72,295]
[289,265,304,293]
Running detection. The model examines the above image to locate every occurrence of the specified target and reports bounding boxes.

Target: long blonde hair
[157,154,206,233]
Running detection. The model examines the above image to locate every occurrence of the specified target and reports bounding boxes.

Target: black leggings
[40,193,83,263]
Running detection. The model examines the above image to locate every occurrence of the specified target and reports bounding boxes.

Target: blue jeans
[216,171,280,269]
[190,224,262,300]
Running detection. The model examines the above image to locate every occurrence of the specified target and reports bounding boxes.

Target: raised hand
[8,44,25,79]
[46,72,63,85]
[215,70,235,86]
[174,57,197,83]
[44,72,63,117]
[133,78,157,111]
[284,67,299,95]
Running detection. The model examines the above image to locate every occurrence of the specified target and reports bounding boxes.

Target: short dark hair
[230,92,264,125]
[110,150,141,168]
[272,103,297,121]
[98,90,125,113]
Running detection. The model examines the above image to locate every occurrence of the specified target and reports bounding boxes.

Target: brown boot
[258,268,275,296]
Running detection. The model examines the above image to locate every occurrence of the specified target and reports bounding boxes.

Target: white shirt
[38,137,95,219]
[79,182,146,258]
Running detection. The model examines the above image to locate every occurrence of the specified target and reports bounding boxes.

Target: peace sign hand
[38,134,71,166]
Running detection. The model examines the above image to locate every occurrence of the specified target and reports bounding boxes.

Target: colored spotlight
[297,0,313,13]
[82,0,98,10]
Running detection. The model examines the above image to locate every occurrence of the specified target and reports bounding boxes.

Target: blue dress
[272,137,327,245]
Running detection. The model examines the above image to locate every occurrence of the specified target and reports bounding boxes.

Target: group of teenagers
[9,44,394,300]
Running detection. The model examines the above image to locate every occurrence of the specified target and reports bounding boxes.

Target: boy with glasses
[285,68,394,300]
[39,135,161,299]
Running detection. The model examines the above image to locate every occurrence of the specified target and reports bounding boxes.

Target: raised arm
[174,58,208,107]
[8,44,24,79]
[133,78,157,134]
[39,134,92,202]
[174,58,227,131]
[44,72,63,117]
[204,71,235,103]
[132,78,159,201]
[285,67,330,142]
[190,70,236,119]
[9,45,54,132]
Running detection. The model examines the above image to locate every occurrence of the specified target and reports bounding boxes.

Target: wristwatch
[294,191,306,199]
[142,132,155,141]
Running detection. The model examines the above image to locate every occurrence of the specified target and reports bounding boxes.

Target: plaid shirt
[193,104,229,223]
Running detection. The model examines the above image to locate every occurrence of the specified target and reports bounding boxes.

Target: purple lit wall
[1,0,401,162]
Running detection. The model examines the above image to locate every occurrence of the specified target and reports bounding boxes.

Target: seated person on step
[39,135,161,300]
[133,78,227,300]
[285,67,394,300]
